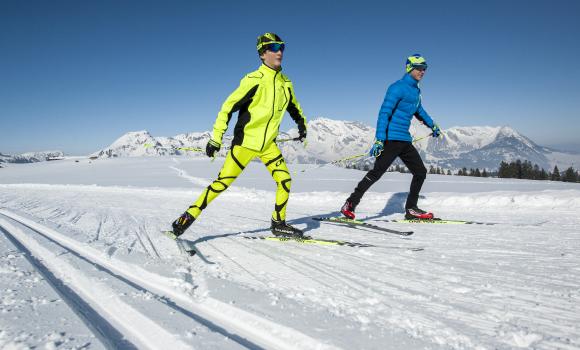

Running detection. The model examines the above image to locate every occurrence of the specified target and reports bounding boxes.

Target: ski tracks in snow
[0,209,340,350]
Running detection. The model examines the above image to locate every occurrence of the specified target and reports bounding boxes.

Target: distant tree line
[497,160,579,182]
[345,158,579,183]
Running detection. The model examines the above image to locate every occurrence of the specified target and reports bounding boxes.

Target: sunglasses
[265,43,285,53]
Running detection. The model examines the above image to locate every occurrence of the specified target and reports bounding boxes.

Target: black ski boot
[405,206,434,220]
[170,211,196,238]
[271,219,304,238]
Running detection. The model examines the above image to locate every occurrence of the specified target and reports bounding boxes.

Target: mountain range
[2,119,578,171]
[0,151,64,166]
[89,118,579,171]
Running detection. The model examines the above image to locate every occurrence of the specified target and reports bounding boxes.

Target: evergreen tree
[429,165,436,174]
[532,164,540,180]
[563,167,578,182]
[551,165,561,181]
[447,169,452,176]
[521,160,533,179]
[482,169,488,177]
[474,168,481,177]
[498,161,509,178]
[515,159,523,179]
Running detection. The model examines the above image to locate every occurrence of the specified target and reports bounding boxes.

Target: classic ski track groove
[0,215,187,349]
[0,222,139,350]
[0,209,340,350]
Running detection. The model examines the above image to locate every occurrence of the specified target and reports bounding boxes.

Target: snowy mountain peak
[93,118,580,170]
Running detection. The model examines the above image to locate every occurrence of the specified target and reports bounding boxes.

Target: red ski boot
[405,206,434,220]
[341,200,356,219]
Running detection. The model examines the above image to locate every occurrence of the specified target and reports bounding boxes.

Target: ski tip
[162,230,179,240]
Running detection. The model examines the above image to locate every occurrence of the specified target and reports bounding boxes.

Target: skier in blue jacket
[341,54,442,220]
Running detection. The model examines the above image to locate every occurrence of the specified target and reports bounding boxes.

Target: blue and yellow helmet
[257,33,285,54]
[406,54,428,73]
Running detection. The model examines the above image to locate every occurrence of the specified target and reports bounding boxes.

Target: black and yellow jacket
[212,64,307,151]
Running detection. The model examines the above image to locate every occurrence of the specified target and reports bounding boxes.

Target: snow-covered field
[1,157,579,349]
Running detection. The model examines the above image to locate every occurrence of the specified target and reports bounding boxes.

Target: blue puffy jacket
[375,73,435,142]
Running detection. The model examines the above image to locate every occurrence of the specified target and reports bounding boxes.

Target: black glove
[298,126,307,142]
[205,139,221,158]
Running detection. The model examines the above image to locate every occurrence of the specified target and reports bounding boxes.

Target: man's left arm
[286,84,307,141]
[414,103,434,128]
[415,104,441,138]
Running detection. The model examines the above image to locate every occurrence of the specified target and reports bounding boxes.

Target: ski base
[243,235,375,248]
[313,217,413,236]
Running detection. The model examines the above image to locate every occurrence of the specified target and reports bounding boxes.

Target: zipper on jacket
[260,71,279,151]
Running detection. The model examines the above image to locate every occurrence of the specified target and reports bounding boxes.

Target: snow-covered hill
[92,118,580,171]
[0,151,65,165]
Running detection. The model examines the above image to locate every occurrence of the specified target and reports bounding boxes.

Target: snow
[1,157,579,349]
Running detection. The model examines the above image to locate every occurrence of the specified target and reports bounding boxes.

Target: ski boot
[341,200,356,219]
[169,211,196,239]
[271,219,304,238]
[405,206,434,220]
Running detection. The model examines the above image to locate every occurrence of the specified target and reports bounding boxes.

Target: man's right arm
[212,76,259,144]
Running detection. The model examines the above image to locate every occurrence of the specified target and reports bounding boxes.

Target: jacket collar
[259,63,282,77]
[402,73,419,87]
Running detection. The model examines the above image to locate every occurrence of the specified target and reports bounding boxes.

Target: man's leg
[259,143,303,237]
[259,142,292,221]
[186,145,256,218]
[399,144,427,210]
[347,142,403,208]
[171,145,257,237]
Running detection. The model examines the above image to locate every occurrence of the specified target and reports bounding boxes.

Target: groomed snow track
[0,208,339,350]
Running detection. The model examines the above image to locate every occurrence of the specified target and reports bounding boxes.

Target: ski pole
[143,143,203,152]
[277,136,308,148]
[412,133,433,143]
[297,152,368,174]
[276,137,302,143]
[412,129,445,143]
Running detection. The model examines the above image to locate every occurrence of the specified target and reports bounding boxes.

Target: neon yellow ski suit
[187,64,307,221]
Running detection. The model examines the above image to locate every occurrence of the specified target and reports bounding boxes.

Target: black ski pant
[348,141,427,210]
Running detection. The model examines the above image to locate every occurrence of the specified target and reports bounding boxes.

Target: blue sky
[1,0,579,155]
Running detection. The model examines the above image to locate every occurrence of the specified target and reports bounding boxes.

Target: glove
[431,124,441,138]
[369,139,384,157]
[205,139,221,158]
[298,127,307,142]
